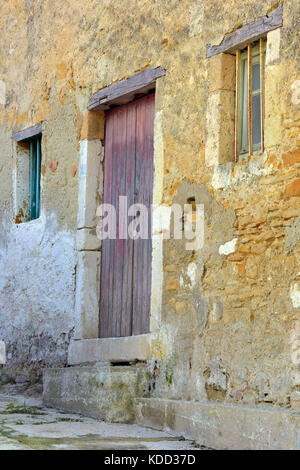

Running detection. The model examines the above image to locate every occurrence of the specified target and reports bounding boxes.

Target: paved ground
[0,384,201,450]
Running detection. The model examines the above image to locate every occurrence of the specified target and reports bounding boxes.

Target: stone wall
[0,0,299,412]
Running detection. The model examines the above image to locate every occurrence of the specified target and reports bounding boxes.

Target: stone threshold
[68,334,153,365]
[136,397,300,450]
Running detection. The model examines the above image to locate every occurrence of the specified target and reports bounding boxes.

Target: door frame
[68,68,166,364]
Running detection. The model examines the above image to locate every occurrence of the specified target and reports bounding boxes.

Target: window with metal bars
[235,39,266,161]
[29,135,42,220]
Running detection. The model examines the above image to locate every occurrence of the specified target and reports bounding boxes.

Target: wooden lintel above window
[87,66,166,111]
[13,123,42,142]
[206,5,283,58]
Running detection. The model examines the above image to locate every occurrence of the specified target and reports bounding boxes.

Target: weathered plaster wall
[0,211,76,368]
[0,0,299,412]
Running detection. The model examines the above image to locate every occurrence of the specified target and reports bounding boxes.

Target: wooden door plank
[132,98,145,335]
[132,94,154,335]
[120,101,136,337]
[110,108,121,337]
[112,106,128,337]
[99,110,114,337]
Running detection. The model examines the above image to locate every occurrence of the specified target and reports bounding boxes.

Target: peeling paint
[218,238,238,256]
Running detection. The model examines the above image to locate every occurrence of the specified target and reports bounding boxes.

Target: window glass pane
[252,63,260,91]
[252,93,261,146]
[30,141,37,220]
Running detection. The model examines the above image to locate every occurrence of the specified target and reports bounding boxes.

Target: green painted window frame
[29,135,42,220]
[239,41,266,156]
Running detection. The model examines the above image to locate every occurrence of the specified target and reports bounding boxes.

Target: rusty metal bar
[260,38,265,153]
[235,49,241,162]
[248,43,253,155]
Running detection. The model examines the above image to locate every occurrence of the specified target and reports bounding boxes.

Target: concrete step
[135,397,300,450]
[43,365,150,423]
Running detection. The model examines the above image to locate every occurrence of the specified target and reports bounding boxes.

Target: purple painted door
[99,94,155,338]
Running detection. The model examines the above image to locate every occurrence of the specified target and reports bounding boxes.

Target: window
[235,39,266,160]
[13,124,42,223]
[28,135,42,220]
[206,6,283,166]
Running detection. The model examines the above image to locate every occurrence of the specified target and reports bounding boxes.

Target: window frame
[239,42,266,156]
[29,134,42,220]
[235,39,266,161]
[13,124,43,223]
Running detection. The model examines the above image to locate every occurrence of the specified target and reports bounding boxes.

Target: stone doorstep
[43,365,151,424]
[68,334,153,365]
[0,341,5,364]
[135,397,300,450]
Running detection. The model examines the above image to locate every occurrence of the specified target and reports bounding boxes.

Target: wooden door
[99,94,155,338]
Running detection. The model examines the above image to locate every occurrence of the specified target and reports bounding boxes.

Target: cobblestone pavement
[0,384,201,450]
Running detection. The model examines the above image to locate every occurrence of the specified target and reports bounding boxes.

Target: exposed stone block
[80,111,105,141]
[209,53,236,92]
[285,179,300,198]
[227,252,245,262]
[68,335,152,365]
[265,64,282,148]
[266,28,281,66]
[76,228,101,251]
[282,148,300,168]
[77,139,104,229]
[74,251,101,339]
[205,90,235,166]
[283,208,300,219]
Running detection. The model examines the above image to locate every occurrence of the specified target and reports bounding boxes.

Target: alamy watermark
[96,197,204,251]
